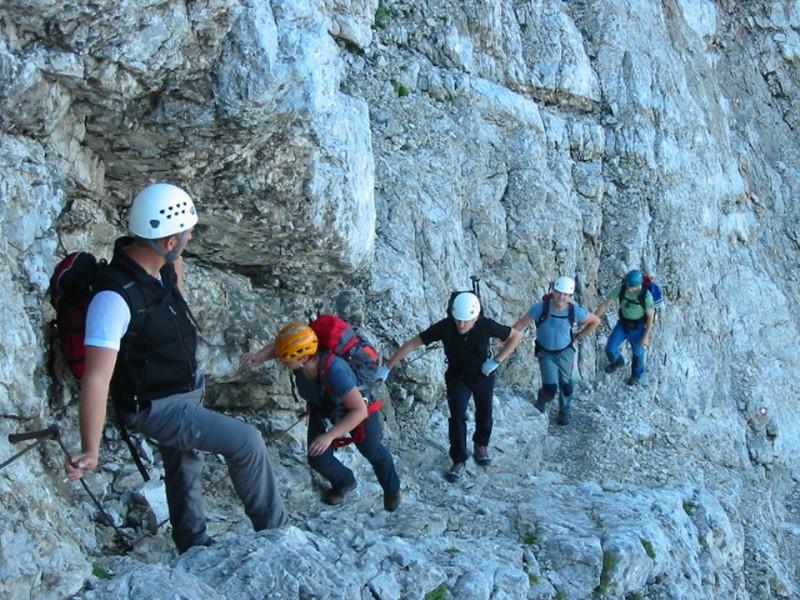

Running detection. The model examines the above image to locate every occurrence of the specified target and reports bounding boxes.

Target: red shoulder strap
[318,351,336,396]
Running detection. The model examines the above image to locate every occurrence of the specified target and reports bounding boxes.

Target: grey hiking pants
[125,379,287,552]
[537,345,576,413]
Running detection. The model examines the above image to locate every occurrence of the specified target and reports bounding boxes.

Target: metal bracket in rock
[5,424,139,552]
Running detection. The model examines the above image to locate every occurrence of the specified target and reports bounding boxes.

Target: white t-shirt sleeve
[84,290,132,351]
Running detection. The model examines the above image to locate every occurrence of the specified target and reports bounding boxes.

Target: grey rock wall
[1,0,798,598]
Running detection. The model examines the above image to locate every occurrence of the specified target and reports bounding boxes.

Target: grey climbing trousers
[537,345,576,413]
[125,379,287,551]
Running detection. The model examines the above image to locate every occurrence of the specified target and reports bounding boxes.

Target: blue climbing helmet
[624,270,643,287]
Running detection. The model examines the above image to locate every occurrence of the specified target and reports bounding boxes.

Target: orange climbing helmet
[274,322,318,363]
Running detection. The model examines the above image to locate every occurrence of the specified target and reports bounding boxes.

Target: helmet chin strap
[142,230,189,263]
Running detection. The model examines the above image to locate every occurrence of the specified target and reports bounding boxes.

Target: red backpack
[49,252,146,378]
[49,252,105,378]
[310,314,381,393]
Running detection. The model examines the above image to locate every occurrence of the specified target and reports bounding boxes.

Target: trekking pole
[470,275,486,316]
[8,424,133,550]
[305,302,324,323]
[470,275,481,297]
[7,424,63,444]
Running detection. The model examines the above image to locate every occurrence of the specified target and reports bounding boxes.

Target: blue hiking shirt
[295,355,358,420]
[527,300,589,352]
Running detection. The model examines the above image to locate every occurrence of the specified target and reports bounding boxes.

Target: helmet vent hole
[149,219,160,228]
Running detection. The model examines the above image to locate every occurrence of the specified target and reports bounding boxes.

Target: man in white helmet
[376,290,522,482]
[64,183,287,553]
[513,276,600,425]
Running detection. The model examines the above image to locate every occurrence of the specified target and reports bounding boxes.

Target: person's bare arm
[512,313,533,332]
[307,389,368,456]
[593,299,612,318]
[642,308,655,347]
[385,335,424,370]
[575,312,601,340]
[65,346,118,480]
[242,342,277,367]
[495,327,523,362]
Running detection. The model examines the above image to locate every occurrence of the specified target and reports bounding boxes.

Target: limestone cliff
[0,1,798,598]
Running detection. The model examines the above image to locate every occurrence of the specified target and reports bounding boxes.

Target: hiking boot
[445,462,466,482]
[535,397,549,414]
[178,534,216,555]
[384,490,401,512]
[604,357,624,374]
[535,390,552,414]
[557,409,571,426]
[473,444,492,466]
[626,375,640,387]
[323,480,357,505]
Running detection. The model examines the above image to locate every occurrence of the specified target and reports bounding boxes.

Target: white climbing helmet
[128,183,198,239]
[451,292,481,321]
[554,276,575,295]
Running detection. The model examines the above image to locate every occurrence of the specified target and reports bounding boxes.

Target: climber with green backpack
[512,276,600,426]
[594,269,660,386]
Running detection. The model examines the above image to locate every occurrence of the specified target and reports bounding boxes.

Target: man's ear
[164,234,180,251]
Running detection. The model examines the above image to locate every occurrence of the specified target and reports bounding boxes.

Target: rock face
[1,0,799,598]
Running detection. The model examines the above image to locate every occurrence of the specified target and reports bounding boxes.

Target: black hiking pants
[445,373,495,464]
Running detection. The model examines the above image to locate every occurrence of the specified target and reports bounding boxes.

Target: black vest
[96,237,198,412]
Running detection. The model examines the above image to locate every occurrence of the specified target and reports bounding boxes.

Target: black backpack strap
[96,267,147,320]
[441,319,454,351]
[98,266,179,336]
[637,287,648,310]
[474,317,490,360]
[537,299,575,327]
[94,267,156,482]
